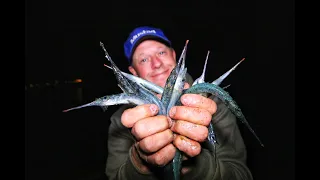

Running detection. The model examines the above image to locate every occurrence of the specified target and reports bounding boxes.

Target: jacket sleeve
[181,96,253,180]
[105,105,159,180]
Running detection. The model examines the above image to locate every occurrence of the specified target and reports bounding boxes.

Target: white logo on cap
[130,30,157,44]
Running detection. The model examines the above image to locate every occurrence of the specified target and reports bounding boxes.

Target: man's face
[128,40,176,88]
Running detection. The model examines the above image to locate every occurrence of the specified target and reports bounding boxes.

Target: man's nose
[151,56,162,69]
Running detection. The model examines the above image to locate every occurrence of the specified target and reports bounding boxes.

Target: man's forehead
[134,41,168,56]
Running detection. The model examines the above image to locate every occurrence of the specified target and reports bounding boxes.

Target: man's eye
[159,51,165,55]
[141,58,147,63]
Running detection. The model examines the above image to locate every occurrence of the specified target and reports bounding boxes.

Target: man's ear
[128,66,138,76]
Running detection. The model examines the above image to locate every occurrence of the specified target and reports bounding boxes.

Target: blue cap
[124,26,171,63]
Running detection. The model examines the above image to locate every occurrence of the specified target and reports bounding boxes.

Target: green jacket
[105,73,253,180]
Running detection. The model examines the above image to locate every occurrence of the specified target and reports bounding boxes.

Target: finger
[169,106,212,126]
[138,129,174,153]
[142,143,176,166]
[171,120,208,142]
[121,104,158,128]
[131,115,170,140]
[173,135,201,157]
[180,94,217,115]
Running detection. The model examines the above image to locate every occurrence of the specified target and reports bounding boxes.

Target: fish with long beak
[63,42,166,115]
[160,40,189,180]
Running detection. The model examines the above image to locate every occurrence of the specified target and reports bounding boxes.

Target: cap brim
[129,35,171,62]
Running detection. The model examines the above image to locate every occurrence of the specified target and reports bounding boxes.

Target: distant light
[74,79,82,83]
[25,79,83,90]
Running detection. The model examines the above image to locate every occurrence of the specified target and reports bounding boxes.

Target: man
[105,26,253,180]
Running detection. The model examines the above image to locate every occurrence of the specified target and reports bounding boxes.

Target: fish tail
[163,149,182,180]
[172,149,182,180]
[240,116,264,147]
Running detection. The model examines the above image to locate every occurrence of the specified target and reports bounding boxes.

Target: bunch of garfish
[63,41,264,180]
[63,40,188,180]
[103,52,259,147]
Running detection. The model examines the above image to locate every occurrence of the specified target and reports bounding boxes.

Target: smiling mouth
[151,69,168,77]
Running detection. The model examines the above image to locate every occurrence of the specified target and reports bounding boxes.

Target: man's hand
[121,104,176,170]
[170,93,217,157]
[169,82,217,157]
[120,83,217,171]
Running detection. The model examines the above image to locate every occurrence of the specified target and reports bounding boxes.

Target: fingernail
[170,107,176,117]
[149,104,158,114]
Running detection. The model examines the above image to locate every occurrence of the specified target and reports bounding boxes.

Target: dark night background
[25,0,294,180]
